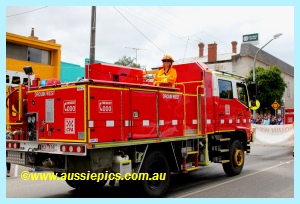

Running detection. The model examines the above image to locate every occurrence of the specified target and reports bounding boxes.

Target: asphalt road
[6,143,294,198]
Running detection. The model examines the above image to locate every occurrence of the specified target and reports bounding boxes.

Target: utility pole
[125,47,146,65]
[89,6,96,65]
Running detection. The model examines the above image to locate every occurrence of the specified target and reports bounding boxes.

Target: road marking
[176,159,294,198]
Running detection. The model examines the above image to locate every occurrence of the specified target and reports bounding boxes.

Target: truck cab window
[218,79,233,99]
[237,83,248,106]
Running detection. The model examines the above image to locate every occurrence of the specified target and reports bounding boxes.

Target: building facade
[6,29,61,123]
[6,29,61,86]
[175,42,294,108]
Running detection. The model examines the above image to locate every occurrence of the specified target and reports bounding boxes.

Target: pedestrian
[277,115,283,125]
[153,54,177,87]
[270,116,277,125]
[263,115,270,125]
[255,115,262,124]
[6,162,11,177]
[251,115,255,124]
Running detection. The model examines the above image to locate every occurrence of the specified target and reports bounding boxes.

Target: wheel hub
[234,149,244,166]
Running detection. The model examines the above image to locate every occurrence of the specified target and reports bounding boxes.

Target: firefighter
[153,54,177,87]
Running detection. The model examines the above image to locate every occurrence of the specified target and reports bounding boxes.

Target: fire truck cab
[6,62,253,197]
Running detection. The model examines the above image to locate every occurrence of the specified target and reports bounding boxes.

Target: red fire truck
[6,62,253,197]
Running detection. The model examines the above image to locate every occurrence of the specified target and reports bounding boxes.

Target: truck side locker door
[130,90,158,139]
[89,87,125,142]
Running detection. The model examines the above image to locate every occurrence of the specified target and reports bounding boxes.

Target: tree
[246,65,287,113]
[114,56,141,68]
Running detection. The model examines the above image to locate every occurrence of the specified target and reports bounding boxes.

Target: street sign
[272,101,280,110]
[243,33,259,45]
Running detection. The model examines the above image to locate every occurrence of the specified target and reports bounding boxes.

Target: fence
[252,124,294,146]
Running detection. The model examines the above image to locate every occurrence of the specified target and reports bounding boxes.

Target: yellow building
[6,29,61,124]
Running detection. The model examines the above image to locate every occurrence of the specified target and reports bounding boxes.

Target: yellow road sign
[272,101,280,110]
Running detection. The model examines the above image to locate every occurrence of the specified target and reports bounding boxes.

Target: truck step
[187,151,199,155]
[187,166,199,171]
[218,138,231,142]
[219,149,229,153]
[213,156,230,163]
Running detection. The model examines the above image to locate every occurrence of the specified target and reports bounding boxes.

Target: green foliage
[246,65,287,113]
[114,56,141,68]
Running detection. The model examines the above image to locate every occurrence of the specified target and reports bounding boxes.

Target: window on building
[218,79,233,99]
[6,42,51,65]
[6,42,27,61]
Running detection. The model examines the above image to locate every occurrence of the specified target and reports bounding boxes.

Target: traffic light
[248,82,257,96]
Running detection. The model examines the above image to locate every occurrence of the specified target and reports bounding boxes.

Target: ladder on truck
[176,79,210,173]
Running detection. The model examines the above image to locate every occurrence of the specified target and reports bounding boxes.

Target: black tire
[137,150,170,197]
[222,140,245,176]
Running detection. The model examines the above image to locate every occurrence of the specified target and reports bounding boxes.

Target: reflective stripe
[237,119,240,123]
[143,120,149,126]
[125,120,131,127]
[192,119,197,124]
[88,120,94,128]
[106,120,114,127]
[220,119,224,124]
[207,119,211,124]
[159,120,164,126]
[243,119,246,123]
[172,120,178,125]
[229,119,232,124]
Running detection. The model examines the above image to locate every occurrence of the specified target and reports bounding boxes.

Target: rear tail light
[6,142,20,149]
[60,145,84,153]
[76,146,83,153]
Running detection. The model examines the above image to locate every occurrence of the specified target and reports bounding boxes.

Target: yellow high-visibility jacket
[153,67,177,87]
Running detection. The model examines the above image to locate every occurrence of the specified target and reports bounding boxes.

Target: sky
[6,6,294,69]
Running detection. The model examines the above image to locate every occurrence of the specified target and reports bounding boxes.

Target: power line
[113,6,165,54]
[6,6,48,17]
[182,37,190,63]
[120,7,183,39]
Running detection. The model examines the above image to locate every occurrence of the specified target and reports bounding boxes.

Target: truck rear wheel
[138,150,170,197]
[222,140,245,176]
